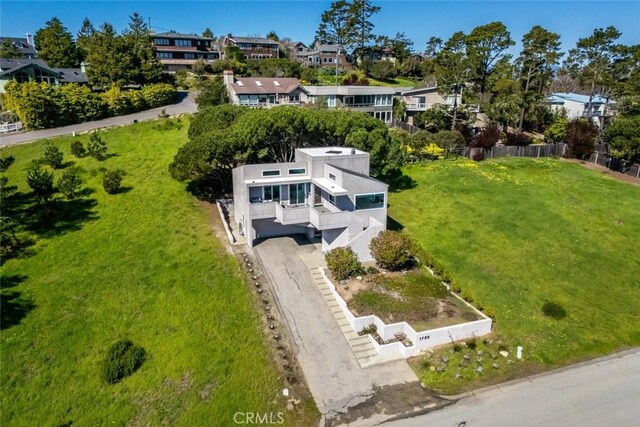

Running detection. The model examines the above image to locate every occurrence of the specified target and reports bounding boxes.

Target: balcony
[275,203,310,225]
[406,102,427,111]
[310,206,352,230]
[249,201,276,219]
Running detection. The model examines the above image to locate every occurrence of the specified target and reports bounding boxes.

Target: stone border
[319,268,493,359]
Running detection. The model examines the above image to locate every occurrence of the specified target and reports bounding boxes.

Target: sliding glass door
[288,183,306,206]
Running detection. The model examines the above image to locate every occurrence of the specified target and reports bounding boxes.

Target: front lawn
[388,157,640,393]
[0,120,316,425]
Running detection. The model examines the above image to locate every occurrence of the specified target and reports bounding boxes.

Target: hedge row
[2,81,177,130]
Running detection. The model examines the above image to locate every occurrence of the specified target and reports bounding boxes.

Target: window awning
[313,178,348,196]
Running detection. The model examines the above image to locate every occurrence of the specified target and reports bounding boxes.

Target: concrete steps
[309,266,379,367]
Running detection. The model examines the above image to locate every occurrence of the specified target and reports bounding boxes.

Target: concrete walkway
[253,236,448,426]
[388,349,640,427]
[0,91,197,147]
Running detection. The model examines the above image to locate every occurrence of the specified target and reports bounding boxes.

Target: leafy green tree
[486,93,522,132]
[465,21,515,98]
[266,31,279,42]
[315,0,354,49]
[192,58,207,82]
[414,106,453,133]
[369,60,396,80]
[604,116,640,162]
[0,38,22,58]
[26,165,55,205]
[195,76,228,109]
[380,32,413,64]
[123,13,165,85]
[564,26,623,120]
[76,17,95,61]
[34,17,81,67]
[432,130,466,150]
[43,143,64,169]
[202,28,214,39]
[544,117,567,144]
[393,99,406,121]
[435,32,468,130]
[103,169,125,194]
[516,26,562,131]
[224,46,245,62]
[87,132,108,160]
[369,230,416,271]
[86,23,131,87]
[399,57,421,77]
[425,37,443,57]
[57,167,83,199]
[301,67,319,84]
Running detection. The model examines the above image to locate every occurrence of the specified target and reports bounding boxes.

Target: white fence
[0,122,23,133]
[319,268,493,359]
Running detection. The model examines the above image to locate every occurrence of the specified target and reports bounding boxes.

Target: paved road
[0,91,197,147]
[253,236,446,426]
[387,349,640,427]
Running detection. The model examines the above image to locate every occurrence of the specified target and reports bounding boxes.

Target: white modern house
[546,92,612,128]
[232,147,387,261]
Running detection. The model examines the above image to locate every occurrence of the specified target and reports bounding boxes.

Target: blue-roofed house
[546,92,613,128]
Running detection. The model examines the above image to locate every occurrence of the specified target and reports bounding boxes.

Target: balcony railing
[275,203,310,225]
[309,207,352,230]
[249,201,276,219]
[406,103,427,110]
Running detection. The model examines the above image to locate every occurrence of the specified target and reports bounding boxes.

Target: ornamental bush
[70,140,87,158]
[325,247,363,281]
[505,132,533,146]
[87,132,107,160]
[57,168,83,200]
[369,230,416,271]
[102,169,125,194]
[102,339,146,384]
[43,143,64,169]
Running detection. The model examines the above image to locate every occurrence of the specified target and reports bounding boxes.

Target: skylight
[237,81,244,87]
[273,81,280,87]
[326,150,342,154]
[255,81,262,87]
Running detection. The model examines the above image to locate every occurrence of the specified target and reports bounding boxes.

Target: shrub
[369,60,397,80]
[0,155,15,172]
[369,230,416,271]
[471,125,501,149]
[87,132,107,160]
[102,169,125,194]
[542,301,567,319]
[432,130,466,150]
[505,132,533,146]
[564,119,597,160]
[484,308,496,321]
[140,83,177,108]
[195,76,228,109]
[365,266,380,275]
[26,165,55,205]
[57,168,83,200]
[604,116,640,163]
[544,118,567,144]
[360,324,377,335]
[465,337,477,350]
[70,140,87,158]
[325,246,363,281]
[43,143,64,169]
[102,339,146,384]
[342,70,369,86]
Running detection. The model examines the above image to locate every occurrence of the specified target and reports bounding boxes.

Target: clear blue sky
[2,1,639,55]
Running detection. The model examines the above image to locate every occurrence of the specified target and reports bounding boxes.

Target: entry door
[314,185,322,206]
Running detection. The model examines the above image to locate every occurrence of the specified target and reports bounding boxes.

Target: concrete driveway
[254,236,447,425]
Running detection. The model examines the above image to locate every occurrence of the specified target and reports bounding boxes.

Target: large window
[156,52,173,59]
[263,185,280,202]
[154,38,170,45]
[184,53,195,59]
[175,39,192,47]
[327,95,336,107]
[355,193,385,210]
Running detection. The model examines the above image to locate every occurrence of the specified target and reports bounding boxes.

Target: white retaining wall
[319,268,493,359]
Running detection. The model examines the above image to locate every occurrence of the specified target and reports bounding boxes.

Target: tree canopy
[34,17,81,68]
[0,39,22,58]
[465,21,514,98]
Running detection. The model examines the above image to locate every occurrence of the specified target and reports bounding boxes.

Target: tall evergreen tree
[465,21,514,99]
[425,37,443,57]
[349,0,380,50]
[202,28,214,39]
[0,39,22,58]
[435,32,469,130]
[76,18,96,62]
[516,26,562,130]
[315,0,354,49]
[34,17,81,67]
[564,26,623,120]
[123,12,164,85]
[86,23,131,87]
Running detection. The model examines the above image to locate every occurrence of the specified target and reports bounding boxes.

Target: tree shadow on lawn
[382,169,417,193]
[0,273,35,330]
[24,197,99,239]
[386,215,405,232]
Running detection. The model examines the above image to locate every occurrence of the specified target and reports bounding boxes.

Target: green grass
[0,119,315,425]
[368,76,416,87]
[389,157,640,392]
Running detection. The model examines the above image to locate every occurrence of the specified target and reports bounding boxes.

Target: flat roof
[244,176,311,185]
[296,147,367,157]
[313,177,348,196]
[303,85,401,96]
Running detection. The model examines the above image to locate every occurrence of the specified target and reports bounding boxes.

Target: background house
[224,35,279,59]
[223,70,308,106]
[152,31,220,72]
[0,58,87,92]
[232,147,387,261]
[294,43,349,68]
[400,86,461,124]
[546,92,613,128]
[1,35,37,59]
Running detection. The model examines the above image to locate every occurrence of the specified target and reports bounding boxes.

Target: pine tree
[86,23,131,87]
[76,18,96,62]
[34,17,81,67]
[202,28,214,39]
[0,38,22,58]
[123,13,165,85]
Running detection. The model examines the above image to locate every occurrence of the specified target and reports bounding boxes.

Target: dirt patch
[562,158,640,186]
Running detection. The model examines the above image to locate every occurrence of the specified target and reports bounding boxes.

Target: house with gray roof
[546,92,613,128]
[1,36,37,59]
[224,35,279,59]
[223,70,308,106]
[294,43,349,68]
[0,58,88,92]
[232,146,387,261]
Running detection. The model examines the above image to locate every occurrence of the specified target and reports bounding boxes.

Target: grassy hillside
[389,157,640,392]
[0,120,312,425]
